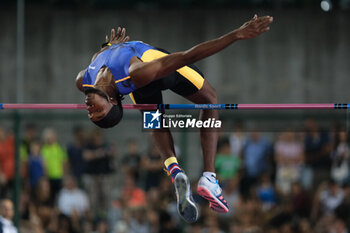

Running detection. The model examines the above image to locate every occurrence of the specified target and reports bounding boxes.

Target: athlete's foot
[174,173,199,223]
[197,176,229,213]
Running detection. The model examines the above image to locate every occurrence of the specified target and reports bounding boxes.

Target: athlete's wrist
[101,42,112,48]
[229,29,244,41]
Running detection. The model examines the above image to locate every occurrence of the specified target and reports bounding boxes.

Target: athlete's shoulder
[127,40,150,46]
[126,41,155,50]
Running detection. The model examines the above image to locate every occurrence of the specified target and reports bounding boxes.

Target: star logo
[150,110,162,122]
[143,110,162,129]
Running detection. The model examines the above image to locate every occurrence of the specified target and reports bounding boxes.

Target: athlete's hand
[236,14,273,40]
[106,27,130,45]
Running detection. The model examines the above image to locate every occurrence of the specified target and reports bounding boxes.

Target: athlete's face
[85,92,113,122]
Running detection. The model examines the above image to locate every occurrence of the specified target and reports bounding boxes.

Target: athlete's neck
[94,67,119,102]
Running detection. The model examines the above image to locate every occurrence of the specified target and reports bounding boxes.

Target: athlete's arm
[75,69,86,92]
[75,27,130,92]
[91,27,130,62]
[129,15,273,87]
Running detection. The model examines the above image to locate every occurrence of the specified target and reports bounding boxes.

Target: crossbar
[1,103,350,110]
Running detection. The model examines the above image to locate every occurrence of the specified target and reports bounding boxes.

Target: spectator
[200,212,225,233]
[303,119,332,189]
[18,186,45,233]
[241,132,272,196]
[330,218,348,233]
[82,219,94,233]
[146,208,159,233]
[67,126,87,185]
[28,140,45,190]
[298,218,313,233]
[267,202,294,233]
[110,208,131,233]
[186,221,203,233]
[331,132,350,185]
[221,177,240,218]
[44,209,83,233]
[129,208,150,233]
[229,122,246,157]
[215,137,241,184]
[113,220,129,233]
[120,173,146,209]
[290,182,311,218]
[334,183,350,230]
[83,129,115,216]
[235,195,264,233]
[20,124,38,159]
[0,199,18,233]
[93,219,109,233]
[57,175,90,218]
[228,218,243,233]
[20,124,38,178]
[313,215,336,233]
[5,120,350,232]
[157,176,177,218]
[256,173,277,211]
[32,177,54,229]
[57,213,75,233]
[145,188,162,213]
[121,139,142,183]
[312,179,345,221]
[141,143,164,191]
[319,180,345,216]
[41,128,68,199]
[0,127,15,198]
[274,130,304,195]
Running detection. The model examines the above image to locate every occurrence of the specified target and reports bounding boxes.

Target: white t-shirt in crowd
[57,188,90,216]
[0,216,18,233]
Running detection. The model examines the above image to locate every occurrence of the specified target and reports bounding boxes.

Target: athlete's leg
[130,82,199,223]
[185,81,228,213]
[170,65,229,213]
[167,65,218,173]
[150,129,176,158]
[130,80,176,159]
[185,80,218,172]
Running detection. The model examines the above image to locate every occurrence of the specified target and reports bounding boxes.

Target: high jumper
[75,14,273,223]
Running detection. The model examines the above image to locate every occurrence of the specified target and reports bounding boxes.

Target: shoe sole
[174,173,199,223]
[197,186,229,213]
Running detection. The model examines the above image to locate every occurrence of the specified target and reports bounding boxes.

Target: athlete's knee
[210,88,218,104]
[186,80,218,105]
[204,85,218,104]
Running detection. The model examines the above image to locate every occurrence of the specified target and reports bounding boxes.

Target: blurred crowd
[0,118,350,233]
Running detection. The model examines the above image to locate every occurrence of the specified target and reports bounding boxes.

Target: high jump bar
[1,103,350,110]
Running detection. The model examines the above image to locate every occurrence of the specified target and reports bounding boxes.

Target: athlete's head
[84,88,123,128]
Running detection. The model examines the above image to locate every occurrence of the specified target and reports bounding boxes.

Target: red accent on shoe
[197,187,229,213]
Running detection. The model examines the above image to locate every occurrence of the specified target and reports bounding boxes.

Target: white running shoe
[197,176,229,213]
[174,173,199,223]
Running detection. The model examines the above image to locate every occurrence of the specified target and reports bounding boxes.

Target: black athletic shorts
[129,49,205,104]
